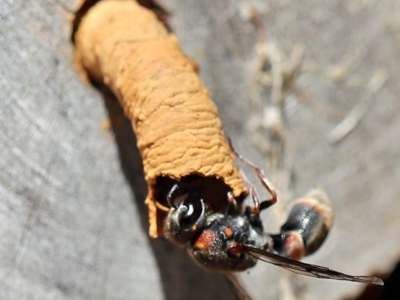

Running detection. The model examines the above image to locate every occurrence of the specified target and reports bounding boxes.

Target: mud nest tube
[72,0,248,238]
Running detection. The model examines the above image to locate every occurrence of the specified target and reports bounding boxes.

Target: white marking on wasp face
[185,203,194,217]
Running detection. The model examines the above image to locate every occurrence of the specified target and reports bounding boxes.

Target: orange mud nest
[73,0,247,238]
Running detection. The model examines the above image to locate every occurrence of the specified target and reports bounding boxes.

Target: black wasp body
[163,180,269,271]
[158,143,383,286]
[188,207,267,272]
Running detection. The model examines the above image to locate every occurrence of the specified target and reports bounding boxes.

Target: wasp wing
[244,245,383,286]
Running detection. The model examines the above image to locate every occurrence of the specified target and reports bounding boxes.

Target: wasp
[72,0,383,292]
[161,141,383,286]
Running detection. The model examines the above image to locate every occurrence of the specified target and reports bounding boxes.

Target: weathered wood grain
[1,0,400,299]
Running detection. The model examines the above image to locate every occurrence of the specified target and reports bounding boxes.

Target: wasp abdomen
[272,189,334,259]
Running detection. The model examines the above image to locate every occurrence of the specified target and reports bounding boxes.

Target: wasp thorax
[188,214,268,272]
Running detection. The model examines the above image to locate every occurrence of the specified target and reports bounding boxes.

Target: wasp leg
[270,189,334,260]
[238,169,262,214]
[228,139,277,213]
[226,191,239,214]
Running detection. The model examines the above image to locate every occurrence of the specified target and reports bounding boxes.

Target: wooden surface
[1,0,400,299]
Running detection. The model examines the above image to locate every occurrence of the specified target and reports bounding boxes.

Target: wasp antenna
[228,138,277,209]
[155,201,170,212]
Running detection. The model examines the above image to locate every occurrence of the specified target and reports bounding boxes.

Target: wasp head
[163,190,207,246]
